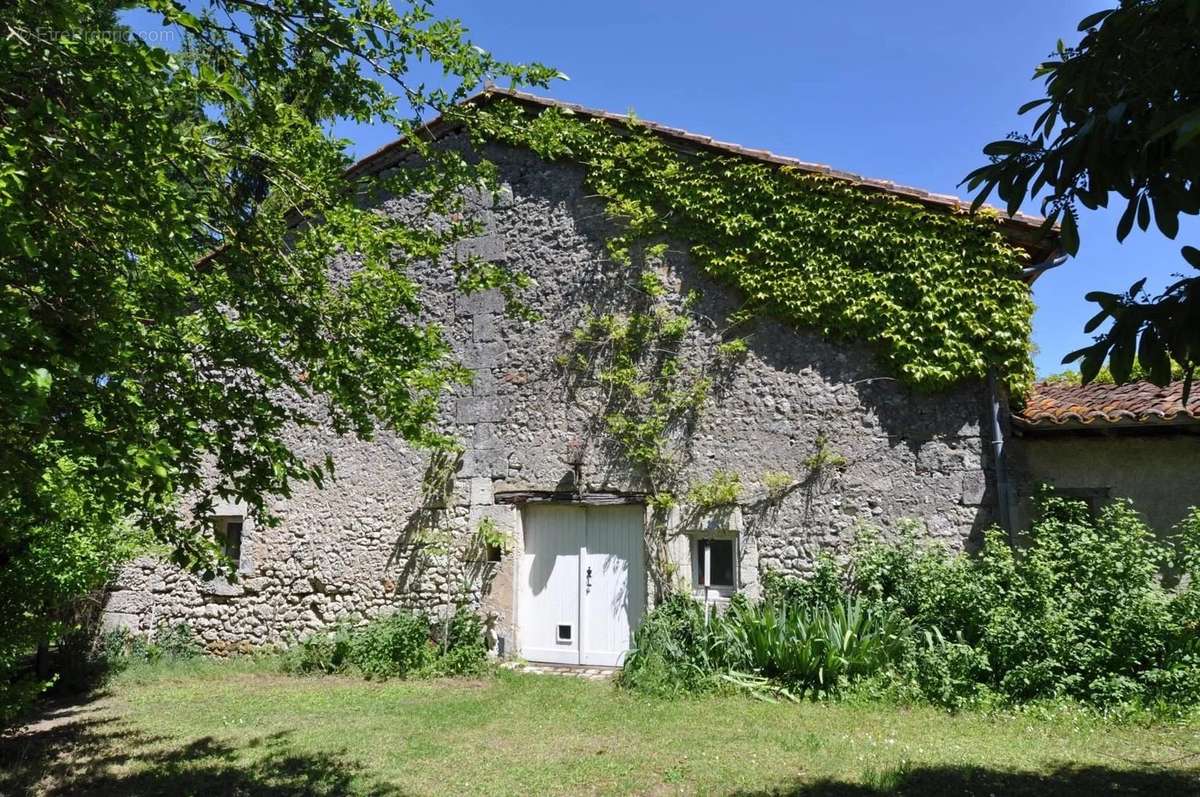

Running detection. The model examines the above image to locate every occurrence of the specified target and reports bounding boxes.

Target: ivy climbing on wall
[465,98,1037,598]
[470,99,1035,393]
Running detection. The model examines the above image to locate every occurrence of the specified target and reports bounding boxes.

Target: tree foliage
[963,0,1200,397]
[0,0,552,713]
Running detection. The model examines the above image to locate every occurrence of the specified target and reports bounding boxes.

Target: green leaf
[1116,196,1137,241]
[1018,98,1052,115]
[1137,327,1172,386]
[28,367,53,396]
[1109,322,1137,383]
[982,140,1026,157]
[1077,9,1114,30]
[1060,211,1080,255]
[1182,246,1200,271]
[1080,345,1108,384]
[1082,308,1109,334]
[1153,196,1180,238]
[1173,110,1200,149]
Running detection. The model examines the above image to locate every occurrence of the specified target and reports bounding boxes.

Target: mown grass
[2,657,1199,796]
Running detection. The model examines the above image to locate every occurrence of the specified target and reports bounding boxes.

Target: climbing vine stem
[470,100,1035,393]
[467,99,1035,598]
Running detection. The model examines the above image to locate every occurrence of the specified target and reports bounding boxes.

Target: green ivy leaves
[473,102,1034,393]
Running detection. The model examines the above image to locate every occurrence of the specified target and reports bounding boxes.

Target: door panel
[581,505,645,666]
[518,504,645,666]
[518,505,584,664]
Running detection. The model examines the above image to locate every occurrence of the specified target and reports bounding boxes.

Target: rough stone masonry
[103,136,1004,653]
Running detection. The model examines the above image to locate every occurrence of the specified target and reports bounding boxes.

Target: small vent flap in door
[556,624,572,643]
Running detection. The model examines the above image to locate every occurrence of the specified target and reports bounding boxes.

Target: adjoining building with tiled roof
[1016,379,1200,430]
[1010,380,1200,534]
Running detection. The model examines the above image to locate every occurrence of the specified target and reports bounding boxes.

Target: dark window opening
[556,624,572,643]
[485,543,503,563]
[1056,487,1111,518]
[696,538,735,589]
[216,518,243,565]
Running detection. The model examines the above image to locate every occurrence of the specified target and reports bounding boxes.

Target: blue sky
[127,1,1198,377]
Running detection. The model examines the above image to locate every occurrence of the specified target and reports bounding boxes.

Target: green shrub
[622,496,1200,713]
[761,555,843,612]
[905,630,994,711]
[280,625,354,676]
[152,624,203,661]
[849,523,986,641]
[620,591,906,699]
[92,623,201,668]
[711,595,908,698]
[433,605,488,676]
[854,495,1200,709]
[348,611,435,680]
[280,606,493,681]
[618,593,721,697]
[0,675,50,729]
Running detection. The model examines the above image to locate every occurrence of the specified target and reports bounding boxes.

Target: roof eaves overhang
[345,87,1062,265]
[1012,415,1200,434]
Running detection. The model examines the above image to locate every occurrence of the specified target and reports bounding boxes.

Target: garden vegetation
[0,0,553,721]
[278,605,488,680]
[620,494,1200,715]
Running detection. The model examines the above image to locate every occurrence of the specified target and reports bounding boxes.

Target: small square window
[215,517,243,566]
[556,624,572,643]
[1056,487,1110,518]
[693,537,736,590]
[485,542,503,563]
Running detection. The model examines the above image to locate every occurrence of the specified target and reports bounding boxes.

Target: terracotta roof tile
[1015,380,1200,429]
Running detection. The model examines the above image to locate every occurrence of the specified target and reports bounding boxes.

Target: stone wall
[103,138,1002,652]
[1010,431,1200,535]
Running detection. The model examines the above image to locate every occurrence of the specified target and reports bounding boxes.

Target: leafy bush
[853,496,1200,709]
[348,611,436,680]
[433,605,488,676]
[280,625,354,676]
[622,496,1200,713]
[105,624,202,663]
[711,596,908,698]
[153,624,203,660]
[903,630,994,711]
[618,594,721,697]
[620,591,906,700]
[280,606,491,681]
[0,470,144,726]
[761,555,843,612]
[0,675,49,729]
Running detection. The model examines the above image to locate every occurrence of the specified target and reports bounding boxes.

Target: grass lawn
[2,659,1199,796]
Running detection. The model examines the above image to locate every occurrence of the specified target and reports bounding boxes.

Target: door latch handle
[586,566,592,589]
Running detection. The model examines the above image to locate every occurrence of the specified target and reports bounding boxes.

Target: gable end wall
[104,139,1002,651]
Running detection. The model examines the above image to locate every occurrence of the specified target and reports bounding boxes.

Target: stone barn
[104,89,1064,664]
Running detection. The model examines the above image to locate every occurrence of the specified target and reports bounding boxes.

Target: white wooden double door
[518,504,645,666]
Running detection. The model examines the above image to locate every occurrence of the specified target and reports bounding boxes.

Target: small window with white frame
[214,516,243,567]
[691,534,737,597]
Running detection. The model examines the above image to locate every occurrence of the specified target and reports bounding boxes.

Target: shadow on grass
[731,761,1200,796]
[0,704,405,796]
